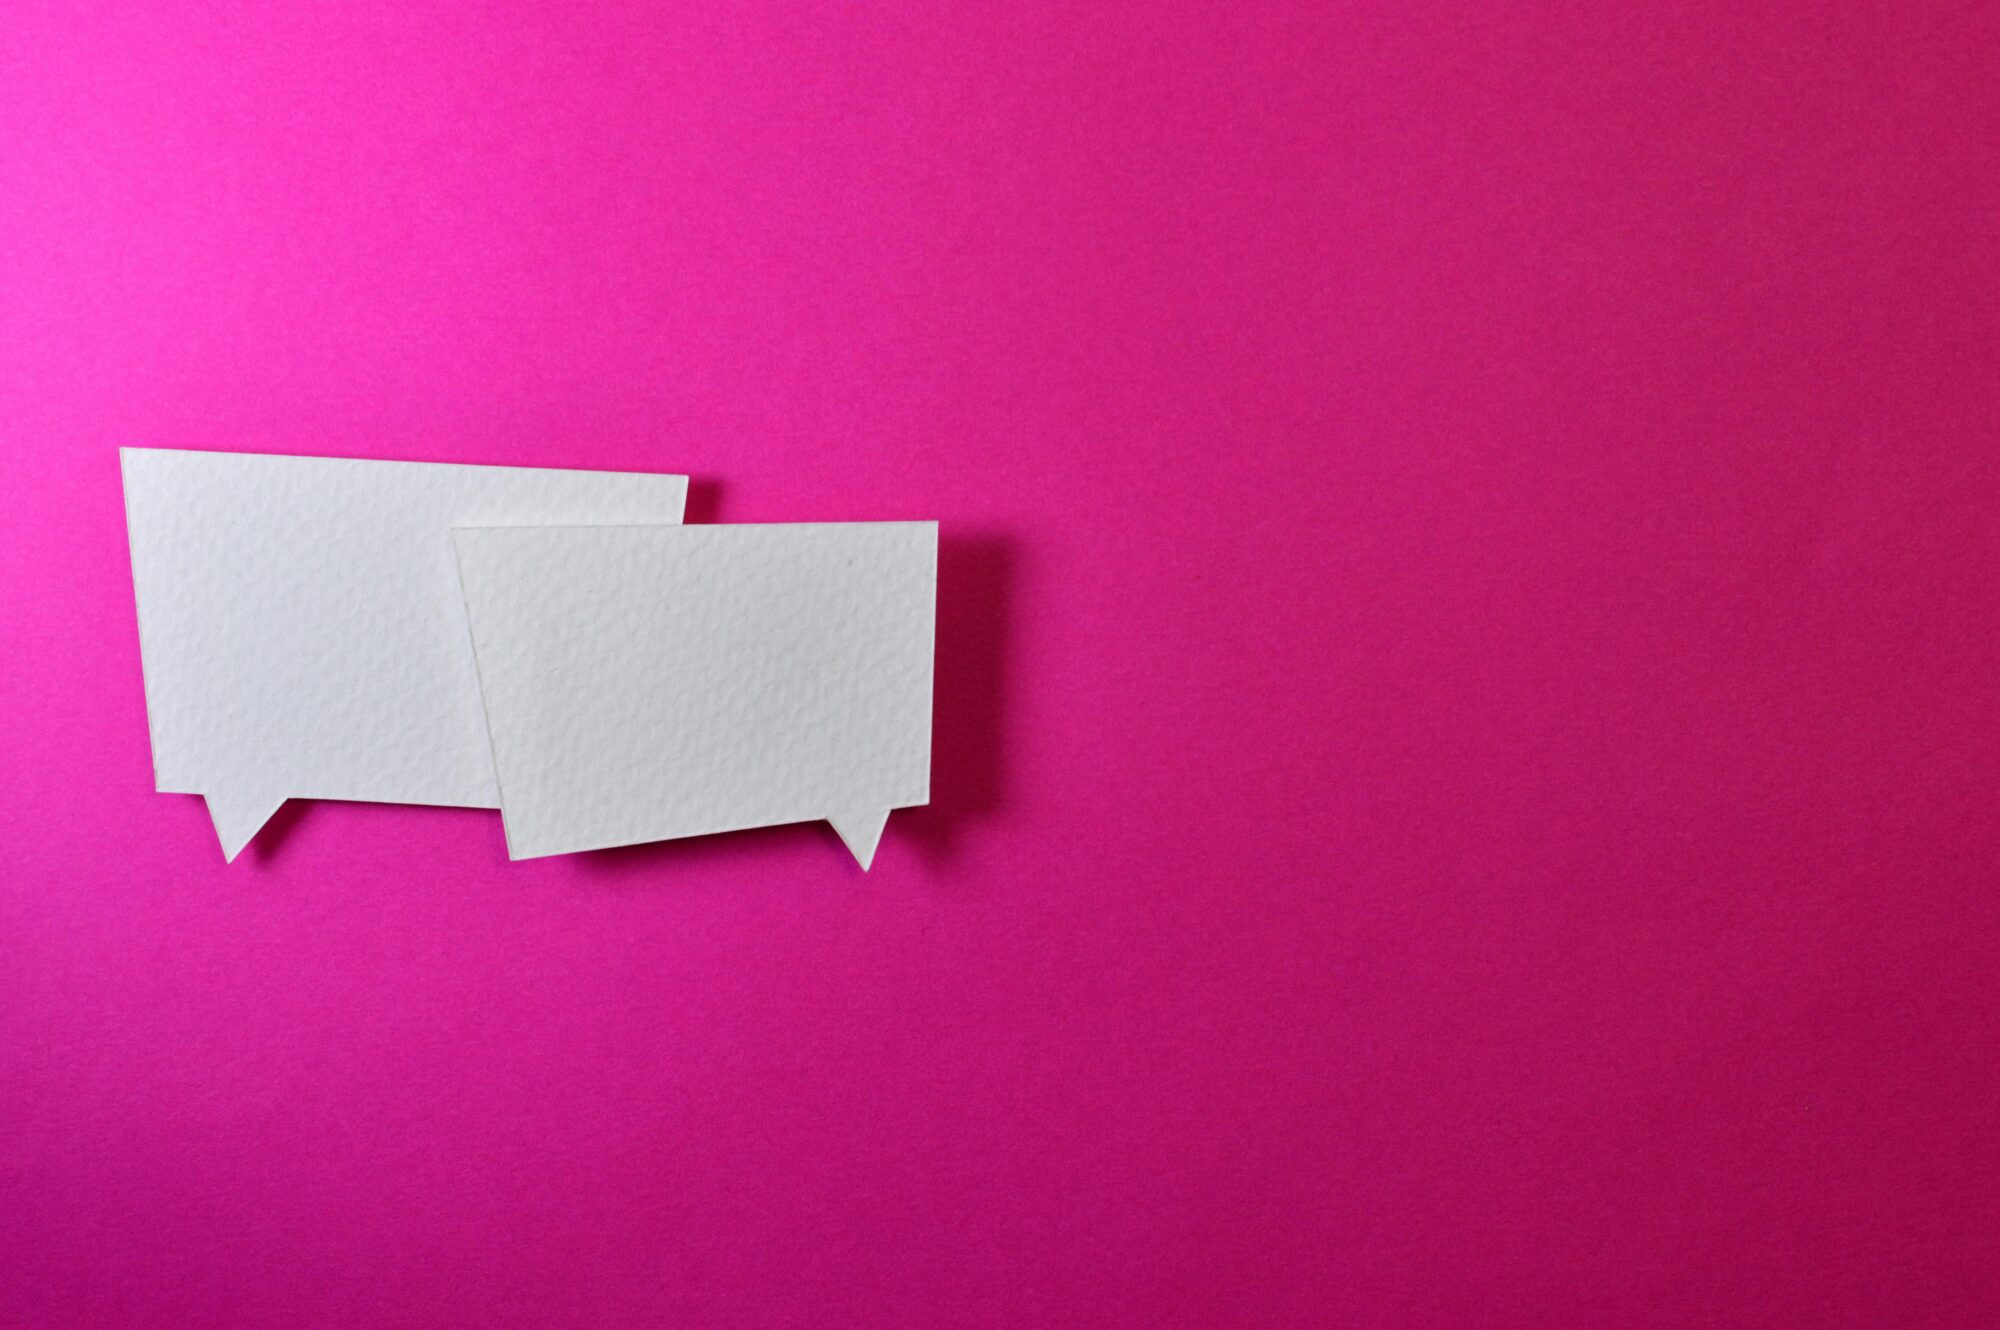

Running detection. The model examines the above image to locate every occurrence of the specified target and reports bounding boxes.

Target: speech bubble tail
[827,809,890,871]
[205,793,286,863]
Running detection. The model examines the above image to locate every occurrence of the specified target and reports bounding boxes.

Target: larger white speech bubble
[450,522,936,868]
[121,449,688,859]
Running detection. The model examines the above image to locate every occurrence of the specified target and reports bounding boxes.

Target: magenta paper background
[3,3,1997,1327]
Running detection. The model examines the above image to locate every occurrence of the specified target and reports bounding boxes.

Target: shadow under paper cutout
[897,530,1013,864]
[178,791,309,866]
[238,795,310,861]
[680,475,725,525]
[220,798,504,868]
[570,818,820,881]
[574,528,1016,878]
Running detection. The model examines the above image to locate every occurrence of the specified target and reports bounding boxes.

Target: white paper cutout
[205,792,286,862]
[451,523,935,867]
[827,809,892,871]
[121,449,688,858]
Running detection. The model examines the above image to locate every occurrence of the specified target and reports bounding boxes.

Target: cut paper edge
[205,792,286,863]
[827,809,891,871]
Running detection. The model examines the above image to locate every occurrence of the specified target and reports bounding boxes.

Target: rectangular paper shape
[121,448,688,855]
[450,522,936,860]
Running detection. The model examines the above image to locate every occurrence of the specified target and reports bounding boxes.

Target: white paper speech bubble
[450,522,936,868]
[120,449,688,859]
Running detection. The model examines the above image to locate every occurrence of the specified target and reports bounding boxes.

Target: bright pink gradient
[3,3,1997,1326]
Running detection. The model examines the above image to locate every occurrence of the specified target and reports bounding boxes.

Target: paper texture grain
[451,522,936,866]
[121,448,688,859]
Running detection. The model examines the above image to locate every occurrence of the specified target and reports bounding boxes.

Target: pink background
[3,3,1997,1326]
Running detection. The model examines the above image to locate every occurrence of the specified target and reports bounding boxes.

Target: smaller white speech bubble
[450,522,936,868]
[121,449,688,859]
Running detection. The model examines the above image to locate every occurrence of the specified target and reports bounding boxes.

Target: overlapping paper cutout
[121,449,935,868]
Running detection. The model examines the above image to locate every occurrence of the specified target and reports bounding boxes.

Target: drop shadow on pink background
[895,530,1013,864]
[237,795,312,862]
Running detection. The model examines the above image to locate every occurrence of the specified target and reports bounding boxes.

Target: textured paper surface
[120,449,687,858]
[452,522,936,866]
